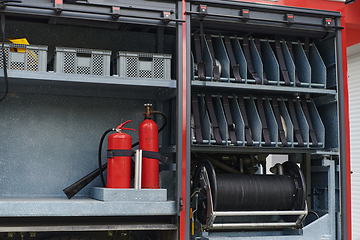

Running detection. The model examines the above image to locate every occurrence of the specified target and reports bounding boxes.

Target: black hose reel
[191,160,308,230]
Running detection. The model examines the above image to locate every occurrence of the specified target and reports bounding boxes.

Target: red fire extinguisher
[107,120,135,188]
[139,104,160,189]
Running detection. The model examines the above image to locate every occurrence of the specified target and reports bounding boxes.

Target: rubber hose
[152,111,168,133]
[98,128,116,187]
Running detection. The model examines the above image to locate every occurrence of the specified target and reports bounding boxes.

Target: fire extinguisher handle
[117,120,136,132]
[121,127,136,131]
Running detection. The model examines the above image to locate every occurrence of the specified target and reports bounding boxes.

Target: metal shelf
[0,198,176,217]
[191,80,337,97]
[191,145,317,154]
[0,70,176,99]
[0,215,177,232]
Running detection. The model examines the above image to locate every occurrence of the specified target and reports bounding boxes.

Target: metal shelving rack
[0,1,351,240]
[186,1,346,240]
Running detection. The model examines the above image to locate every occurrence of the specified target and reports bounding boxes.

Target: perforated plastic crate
[0,43,47,72]
[54,47,111,76]
[115,51,171,80]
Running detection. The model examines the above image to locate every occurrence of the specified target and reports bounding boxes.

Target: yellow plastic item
[190,208,194,235]
[8,38,29,53]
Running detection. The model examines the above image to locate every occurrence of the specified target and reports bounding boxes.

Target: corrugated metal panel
[348,53,360,240]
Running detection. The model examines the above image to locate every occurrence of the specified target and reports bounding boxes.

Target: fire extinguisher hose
[98,128,116,187]
[152,111,168,133]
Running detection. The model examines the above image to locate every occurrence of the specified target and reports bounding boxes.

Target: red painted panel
[345,1,360,46]
[236,0,345,12]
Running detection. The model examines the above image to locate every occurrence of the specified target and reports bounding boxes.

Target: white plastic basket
[54,47,111,76]
[115,51,171,80]
[0,43,48,72]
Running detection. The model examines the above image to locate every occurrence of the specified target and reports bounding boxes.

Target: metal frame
[0,0,350,239]
[196,164,308,231]
[1,1,184,26]
[335,16,350,240]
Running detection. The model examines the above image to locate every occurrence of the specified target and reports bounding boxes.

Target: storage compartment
[189,2,343,240]
[0,92,176,217]
[0,14,178,225]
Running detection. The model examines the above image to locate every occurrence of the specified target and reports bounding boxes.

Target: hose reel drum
[192,160,308,230]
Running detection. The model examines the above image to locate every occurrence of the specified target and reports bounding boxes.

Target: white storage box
[0,43,47,72]
[115,51,171,80]
[54,47,111,76]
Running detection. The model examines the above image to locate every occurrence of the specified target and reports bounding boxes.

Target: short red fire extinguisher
[106,120,135,188]
[139,104,160,189]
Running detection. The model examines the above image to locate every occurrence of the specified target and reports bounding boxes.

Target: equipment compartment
[188,1,343,240]
[0,3,180,235]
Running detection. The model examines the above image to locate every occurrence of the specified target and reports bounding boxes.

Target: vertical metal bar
[135,150,142,189]
[336,16,351,240]
[177,0,191,239]
[135,150,139,189]
[302,153,311,210]
[185,1,192,239]
[175,0,183,220]
[157,26,164,53]
[325,158,336,239]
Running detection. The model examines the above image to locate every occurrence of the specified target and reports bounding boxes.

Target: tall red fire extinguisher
[139,103,160,189]
[106,120,135,188]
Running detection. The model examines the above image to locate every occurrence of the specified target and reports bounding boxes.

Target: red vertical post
[179,0,189,238]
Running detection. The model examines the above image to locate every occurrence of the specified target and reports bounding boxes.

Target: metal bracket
[0,0,21,9]
[111,6,120,20]
[162,11,171,24]
[241,9,250,21]
[54,0,63,15]
[324,18,334,28]
[179,197,184,211]
[199,5,207,18]
[285,14,294,24]
[134,149,143,189]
